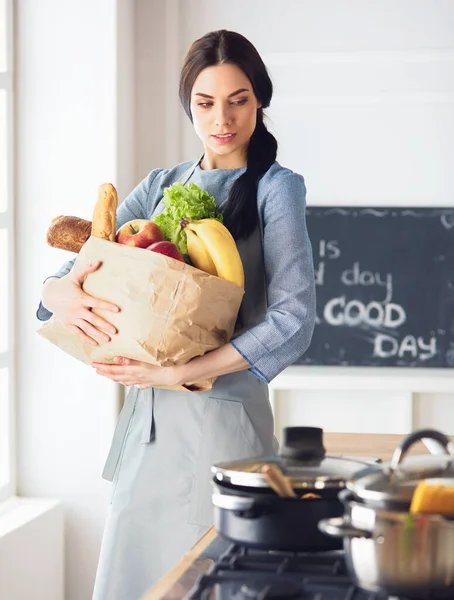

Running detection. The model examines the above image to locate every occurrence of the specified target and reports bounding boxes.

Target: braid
[223,110,278,240]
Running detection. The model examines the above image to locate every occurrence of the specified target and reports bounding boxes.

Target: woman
[37,30,316,600]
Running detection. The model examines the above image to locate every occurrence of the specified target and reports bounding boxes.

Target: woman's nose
[214,105,232,126]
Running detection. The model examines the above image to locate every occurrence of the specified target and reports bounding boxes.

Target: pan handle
[391,429,454,468]
[318,517,372,539]
[212,493,256,513]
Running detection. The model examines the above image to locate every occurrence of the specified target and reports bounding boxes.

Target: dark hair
[179,30,278,240]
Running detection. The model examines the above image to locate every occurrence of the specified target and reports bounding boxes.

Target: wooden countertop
[323,432,430,460]
[141,526,217,600]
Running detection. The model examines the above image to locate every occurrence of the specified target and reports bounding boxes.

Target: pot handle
[318,517,372,539]
[391,429,454,468]
[212,493,256,513]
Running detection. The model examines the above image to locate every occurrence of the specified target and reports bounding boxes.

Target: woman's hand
[41,260,120,346]
[92,342,252,389]
[91,357,178,389]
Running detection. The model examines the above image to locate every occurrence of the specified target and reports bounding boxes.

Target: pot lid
[212,427,378,490]
[347,428,454,506]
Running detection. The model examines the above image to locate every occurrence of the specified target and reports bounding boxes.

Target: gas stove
[187,542,412,600]
[170,452,451,600]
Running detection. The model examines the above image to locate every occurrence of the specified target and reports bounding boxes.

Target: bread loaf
[46,216,92,253]
[91,183,118,241]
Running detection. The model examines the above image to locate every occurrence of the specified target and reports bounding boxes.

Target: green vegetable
[153,182,223,254]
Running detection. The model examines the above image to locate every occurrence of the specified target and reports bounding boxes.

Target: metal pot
[344,428,454,511]
[211,426,378,551]
[319,428,454,598]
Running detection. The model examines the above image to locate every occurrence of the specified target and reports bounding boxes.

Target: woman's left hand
[92,356,178,389]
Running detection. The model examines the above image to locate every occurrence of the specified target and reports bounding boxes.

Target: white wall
[15,1,135,599]
[135,0,184,175]
[135,0,454,439]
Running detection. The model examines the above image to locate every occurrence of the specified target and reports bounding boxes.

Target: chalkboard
[294,207,454,368]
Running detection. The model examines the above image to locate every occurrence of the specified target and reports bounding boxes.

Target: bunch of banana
[179,218,244,288]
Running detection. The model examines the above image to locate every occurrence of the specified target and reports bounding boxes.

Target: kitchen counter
[141,527,230,600]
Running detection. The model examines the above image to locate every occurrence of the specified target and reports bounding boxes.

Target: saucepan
[319,428,454,599]
[211,426,381,551]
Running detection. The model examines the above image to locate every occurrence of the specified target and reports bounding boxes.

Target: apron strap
[102,388,138,481]
[141,388,155,444]
[180,154,204,185]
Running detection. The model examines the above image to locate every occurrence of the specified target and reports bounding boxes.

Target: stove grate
[186,544,390,600]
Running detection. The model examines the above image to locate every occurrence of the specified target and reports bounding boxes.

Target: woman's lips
[212,133,236,144]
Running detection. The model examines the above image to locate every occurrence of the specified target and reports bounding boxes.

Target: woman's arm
[173,342,250,385]
[222,170,316,383]
[92,342,250,388]
[37,259,77,321]
[41,261,120,346]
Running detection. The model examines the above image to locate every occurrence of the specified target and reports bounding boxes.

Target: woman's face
[190,63,262,169]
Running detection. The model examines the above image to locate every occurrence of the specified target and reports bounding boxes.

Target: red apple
[147,241,185,262]
[116,219,164,248]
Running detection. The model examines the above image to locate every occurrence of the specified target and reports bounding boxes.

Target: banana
[202,216,236,245]
[180,218,245,288]
[185,228,218,276]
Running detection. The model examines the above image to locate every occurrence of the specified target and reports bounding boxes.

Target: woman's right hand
[41,260,120,346]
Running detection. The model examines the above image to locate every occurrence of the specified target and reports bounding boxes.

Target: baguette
[46,215,92,253]
[91,183,118,241]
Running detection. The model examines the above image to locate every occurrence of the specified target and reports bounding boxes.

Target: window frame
[0,0,15,503]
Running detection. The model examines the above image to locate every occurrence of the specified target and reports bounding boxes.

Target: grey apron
[101,157,203,483]
[92,159,276,600]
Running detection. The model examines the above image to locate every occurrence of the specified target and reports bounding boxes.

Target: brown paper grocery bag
[37,236,245,392]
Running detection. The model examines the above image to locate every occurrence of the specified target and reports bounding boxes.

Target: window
[0,0,14,503]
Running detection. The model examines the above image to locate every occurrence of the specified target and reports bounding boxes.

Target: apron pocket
[188,396,264,528]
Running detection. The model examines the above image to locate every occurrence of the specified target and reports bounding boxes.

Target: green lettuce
[153,182,223,254]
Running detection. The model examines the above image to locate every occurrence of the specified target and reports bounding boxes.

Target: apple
[147,241,185,262]
[116,219,164,248]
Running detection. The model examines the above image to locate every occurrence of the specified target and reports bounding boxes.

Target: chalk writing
[296,207,454,368]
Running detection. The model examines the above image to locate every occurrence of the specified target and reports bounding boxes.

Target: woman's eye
[197,99,248,108]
